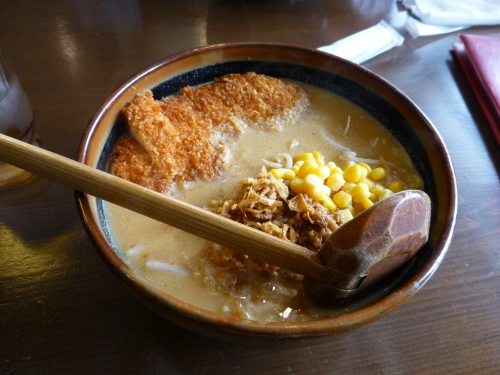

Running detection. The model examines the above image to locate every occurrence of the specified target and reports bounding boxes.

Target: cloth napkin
[453,34,500,145]
[402,0,500,26]
[402,0,500,38]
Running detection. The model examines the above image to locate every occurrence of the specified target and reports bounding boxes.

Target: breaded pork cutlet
[110,72,310,194]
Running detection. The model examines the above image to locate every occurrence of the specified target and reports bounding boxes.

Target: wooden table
[1,1,499,373]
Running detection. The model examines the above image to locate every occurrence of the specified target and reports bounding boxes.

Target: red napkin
[453,34,500,145]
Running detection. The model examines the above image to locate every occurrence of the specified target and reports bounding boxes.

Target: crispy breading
[110,72,309,193]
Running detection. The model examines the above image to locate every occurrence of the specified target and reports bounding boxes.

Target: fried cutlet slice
[111,72,309,194]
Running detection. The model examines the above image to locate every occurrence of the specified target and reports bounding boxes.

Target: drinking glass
[0,49,38,188]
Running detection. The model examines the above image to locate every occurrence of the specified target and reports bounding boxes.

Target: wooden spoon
[0,133,431,303]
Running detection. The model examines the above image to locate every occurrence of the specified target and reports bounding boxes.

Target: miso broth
[104,82,422,322]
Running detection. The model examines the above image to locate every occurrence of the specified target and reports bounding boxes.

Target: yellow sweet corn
[281,169,296,180]
[269,169,284,178]
[311,151,322,160]
[357,164,369,180]
[333,190,352,208]
[357,162,372,173]
[352,189,371,203]
[291,178,306,194]
[341,182,356,192]
[325,161,336,172]
[370,167,386,181]
[346,203,355,215]
[312,166,331,180]
[294,153,314,162]
[270,168,295,180]
[343,164,363,183]
[338,208,353,223]
[342,160,356,170]
[389,180,404,193]
[309,184,331,202]
[321,196,337,211]
[360,177,374,189]
[326,173,345,192]
[408,173,424,189]
[360,199,374,210]
[315,158,325,167]
[370,183,384,196]
[330,166,344,175]
[378,188,394,201]
[346,182,369,197]
[297,159,319,179]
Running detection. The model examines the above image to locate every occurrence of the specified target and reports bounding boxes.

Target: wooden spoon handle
[0,133,337,282]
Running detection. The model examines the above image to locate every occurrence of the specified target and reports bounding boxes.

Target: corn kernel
[352,201,366,212]
[297,159,319,179]
[344,164,363,183]
[311,151,322,160]
[360,199,374,210]
[281,169,296,180]
[330,166,344,175]
[408,173,424,189]
[368,192,378,201]
[312,166,331,180]
[326,173,345,192]
[346,182,369,197]
[309,184,331,201]
[352,189,371,203]
[370,183,384,196]
[357,162,372,173]
[378,188,394,201]
[356,164,369,180]
[338,208,353,223]
[291,178,306,194]
[370,167,386,181]
[333,191,352,208]
[346,203,355,215]
[342,160,356,170]
[269,169,284,179]
[294,153,314,162]
[341,182,356,192]
[303,173,324,189]
[321,196,337,211]
[360,178,374,189]
[315,158,325,167]
[325,162,336,172]
[389,180,404,193]
[292,165,300,174]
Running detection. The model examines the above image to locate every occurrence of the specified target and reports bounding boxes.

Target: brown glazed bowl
[76,43,457,345]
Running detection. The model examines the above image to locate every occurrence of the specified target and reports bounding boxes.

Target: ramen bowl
[76,43,457,345]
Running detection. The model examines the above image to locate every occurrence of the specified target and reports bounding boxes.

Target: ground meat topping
[214,167,344,250]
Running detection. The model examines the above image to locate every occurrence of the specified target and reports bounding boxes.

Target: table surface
[1,1,499,374]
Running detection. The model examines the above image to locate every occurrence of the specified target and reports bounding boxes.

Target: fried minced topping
[215,166,344,251]
[195,167,344,301]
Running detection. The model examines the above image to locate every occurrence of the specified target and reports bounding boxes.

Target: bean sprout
[262,159,282,169]
[343,116,351,137]
[278,153,293,169]
[320,127,351,151]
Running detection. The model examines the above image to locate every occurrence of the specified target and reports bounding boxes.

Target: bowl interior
[77,43,456,343]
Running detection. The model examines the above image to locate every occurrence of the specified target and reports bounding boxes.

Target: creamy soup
[104,79,422,322]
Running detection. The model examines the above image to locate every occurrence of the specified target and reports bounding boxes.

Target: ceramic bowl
[76,43,457,345]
